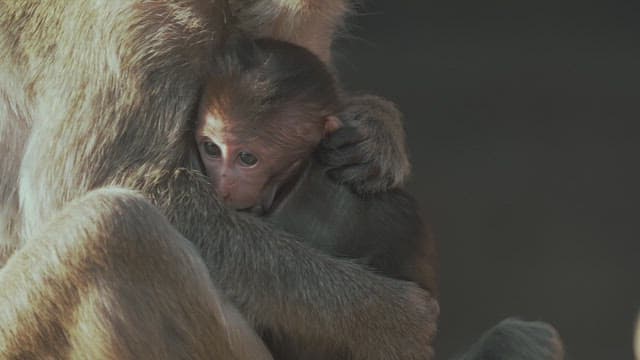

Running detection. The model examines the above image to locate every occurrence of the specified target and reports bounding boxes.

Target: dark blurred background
[335,1,640,359]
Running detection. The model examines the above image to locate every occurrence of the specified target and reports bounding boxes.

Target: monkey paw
[317,94,411,194]
[459,318,565,360]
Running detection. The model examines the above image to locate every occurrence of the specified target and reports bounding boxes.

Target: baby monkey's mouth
[242,161,310,217]
[235,184,289,216]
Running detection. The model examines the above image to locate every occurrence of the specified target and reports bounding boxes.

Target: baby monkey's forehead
[198,111,267,144]
[198,111,229,134]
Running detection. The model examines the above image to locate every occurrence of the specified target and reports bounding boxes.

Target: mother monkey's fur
[0,1,566,360]
[0,1,436,359]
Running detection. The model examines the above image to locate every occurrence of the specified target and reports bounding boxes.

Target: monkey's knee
[461,318,564,360]
[35,187,192,269]
[12,187,270,359]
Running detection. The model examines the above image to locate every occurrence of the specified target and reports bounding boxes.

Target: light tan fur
[0,1,436,359]
[0,188,272,359]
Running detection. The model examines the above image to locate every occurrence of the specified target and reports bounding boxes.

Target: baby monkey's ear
[323,115,342,137]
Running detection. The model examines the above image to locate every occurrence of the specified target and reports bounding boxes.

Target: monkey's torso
[268,160,434,288]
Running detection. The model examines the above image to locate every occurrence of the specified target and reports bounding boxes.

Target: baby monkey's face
[195,109,341,215]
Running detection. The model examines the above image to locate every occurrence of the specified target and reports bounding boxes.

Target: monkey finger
[327,163,390,194]
[464,318,565,360]
[327,163,380,183]
[315,145,369,168]
[320,126,367,150]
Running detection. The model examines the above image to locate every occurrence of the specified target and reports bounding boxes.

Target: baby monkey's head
[196,38,342,214]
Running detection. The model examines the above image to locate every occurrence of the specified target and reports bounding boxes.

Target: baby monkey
[195,38,342,215]
[196,37,434,359]
[195,37,434,288]
[195,37,563,360]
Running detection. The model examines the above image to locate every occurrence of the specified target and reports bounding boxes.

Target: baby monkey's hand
[317,94,411,194]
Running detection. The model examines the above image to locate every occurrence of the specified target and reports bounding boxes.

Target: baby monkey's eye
[203,141,222,158]
[238,151,258,167]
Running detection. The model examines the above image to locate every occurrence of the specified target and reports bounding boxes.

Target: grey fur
[456,318,565,360]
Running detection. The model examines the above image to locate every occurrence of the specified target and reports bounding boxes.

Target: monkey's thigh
[0,187,272,360]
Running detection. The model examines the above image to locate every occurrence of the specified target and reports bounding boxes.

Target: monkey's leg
[0,187,272,360]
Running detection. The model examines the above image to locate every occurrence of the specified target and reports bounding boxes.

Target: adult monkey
[0,0,435,359]
[0,1,565,359]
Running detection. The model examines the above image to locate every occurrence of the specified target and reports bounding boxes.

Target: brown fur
[0,1,435,359]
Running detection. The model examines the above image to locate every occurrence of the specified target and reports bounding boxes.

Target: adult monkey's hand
[317,94,411,194]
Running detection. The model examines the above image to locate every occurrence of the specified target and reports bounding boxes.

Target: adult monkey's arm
[0,0,436,359]
[152,170,437,359]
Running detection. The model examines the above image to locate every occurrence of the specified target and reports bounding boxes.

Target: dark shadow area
[336,1,640,359]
